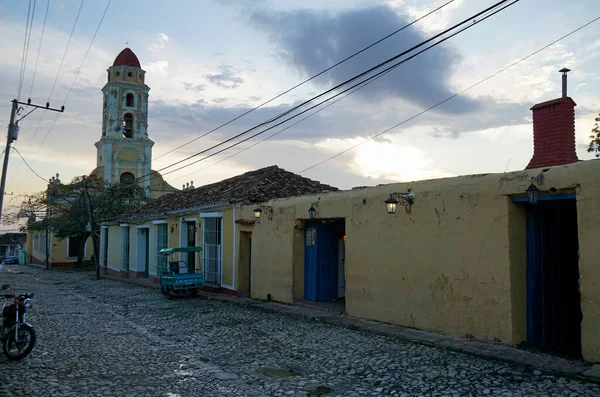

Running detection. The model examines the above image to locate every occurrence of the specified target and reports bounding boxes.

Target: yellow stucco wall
[114,146,142,162]
[243,159,600,363]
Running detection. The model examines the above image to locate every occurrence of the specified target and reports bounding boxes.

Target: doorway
[186,221,197,272]
[203,217,222,286]
[525,198,581,357]
[237,232,252,295]
[136,227,149,278]
[304,219,345,303]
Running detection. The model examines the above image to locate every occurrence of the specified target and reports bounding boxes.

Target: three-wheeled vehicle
[159,247,204,299]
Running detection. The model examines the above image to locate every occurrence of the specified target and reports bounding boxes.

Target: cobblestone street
[0,265,598,397]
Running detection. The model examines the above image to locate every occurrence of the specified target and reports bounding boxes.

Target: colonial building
[27,48,176,267]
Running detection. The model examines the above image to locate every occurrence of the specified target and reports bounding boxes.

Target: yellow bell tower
[95,48,154,190]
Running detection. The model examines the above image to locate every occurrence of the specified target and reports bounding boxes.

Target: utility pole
[45,174,60,270]
[84,180,100,280]
[0,99,64,222]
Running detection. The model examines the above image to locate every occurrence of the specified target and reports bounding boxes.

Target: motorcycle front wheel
[3,325,36,361]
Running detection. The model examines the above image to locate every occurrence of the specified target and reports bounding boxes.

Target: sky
[1,0,600,230]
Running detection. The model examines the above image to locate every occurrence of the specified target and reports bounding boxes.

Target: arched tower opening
[123,113,134,138]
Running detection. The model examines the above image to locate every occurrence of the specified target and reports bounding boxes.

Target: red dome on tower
[112,48,141,68]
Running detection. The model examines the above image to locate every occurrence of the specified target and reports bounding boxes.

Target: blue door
[525,198,581,357]
[304,220,339,302]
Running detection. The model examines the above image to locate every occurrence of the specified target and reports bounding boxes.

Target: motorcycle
[2,287,36,360]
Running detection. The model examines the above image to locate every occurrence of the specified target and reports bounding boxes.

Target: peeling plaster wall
[243,159,600,362]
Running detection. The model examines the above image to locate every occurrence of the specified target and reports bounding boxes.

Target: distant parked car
[4,256,19,265]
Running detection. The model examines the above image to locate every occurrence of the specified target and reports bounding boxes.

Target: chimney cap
[559,68,571,74]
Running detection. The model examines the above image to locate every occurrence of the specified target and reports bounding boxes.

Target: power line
[36,0,112,151]
[171,78,371,182]
[11,147,47,183]
[147,0,512,182]
[28,0,51,101]
[28,0,84,148]
[153,0,455,161]
[63,0,112,105]
[156,0,517,179]
[17,0,33,101]
[20,0,38,101]
[46,0,85,101]
[298,15,600,175]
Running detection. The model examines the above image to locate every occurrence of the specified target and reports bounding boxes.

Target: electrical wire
[153,0,455,161]
[17,0,33,101]
[63,0,112,105]
[298,15,600,174]
[36,0,112,151]
[170,79,370,182]
[36,0,111,153]
[28,0,51,101]
[148,0,512,180]
[155,0,517,179]
[20,0,37,102]
[46,0,84,101]
[11,147,48,183]
[28,0,84,148]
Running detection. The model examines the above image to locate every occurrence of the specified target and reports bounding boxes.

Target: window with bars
[156,223,168,274]
[122,227,130,271]
[34,232,47,255]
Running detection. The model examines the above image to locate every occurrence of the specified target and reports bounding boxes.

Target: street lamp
[384,192,415,214]
[384,197,399,214]
[526,183,539,205]
[253,207,263,219]
[308,205,316,219]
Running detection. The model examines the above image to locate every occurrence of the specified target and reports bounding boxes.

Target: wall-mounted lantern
[170,223,178,234]
[308,205,316,219]
[254,205,273,220]
[526,183,539,205]
[384,192,415,214]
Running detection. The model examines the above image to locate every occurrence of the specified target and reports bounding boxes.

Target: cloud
[249,5,479,114]
[205,65,244,89]
[149,33,169,52]
[183,82,206,92]
[145,61,169,76]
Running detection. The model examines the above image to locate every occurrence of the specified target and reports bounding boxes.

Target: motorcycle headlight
[24,298,32,309]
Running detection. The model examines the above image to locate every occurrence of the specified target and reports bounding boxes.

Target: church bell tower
[95,48,154,190]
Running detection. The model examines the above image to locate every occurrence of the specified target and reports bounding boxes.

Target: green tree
[587,114,600,157]
[12,174,146,268]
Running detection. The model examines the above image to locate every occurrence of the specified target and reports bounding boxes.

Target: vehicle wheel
[3,325,36,361]
[160,286,169,296]
[167,288,175,300]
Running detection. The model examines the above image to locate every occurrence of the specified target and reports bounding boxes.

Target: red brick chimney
[525,68,579,169]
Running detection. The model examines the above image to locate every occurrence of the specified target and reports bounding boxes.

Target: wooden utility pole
[0,99,64,222]
[84,181,100,280]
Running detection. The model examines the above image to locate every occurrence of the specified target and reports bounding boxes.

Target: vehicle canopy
[159,246,203,255]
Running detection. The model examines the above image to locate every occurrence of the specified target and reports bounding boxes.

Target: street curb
[91,268,600,385]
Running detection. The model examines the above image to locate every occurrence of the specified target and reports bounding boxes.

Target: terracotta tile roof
[113,48,141,68]
[130,166,337,218]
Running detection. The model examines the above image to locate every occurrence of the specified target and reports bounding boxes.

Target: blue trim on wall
[512,193,576,203]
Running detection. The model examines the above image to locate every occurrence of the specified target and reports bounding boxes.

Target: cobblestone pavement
[1,265,599,397]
